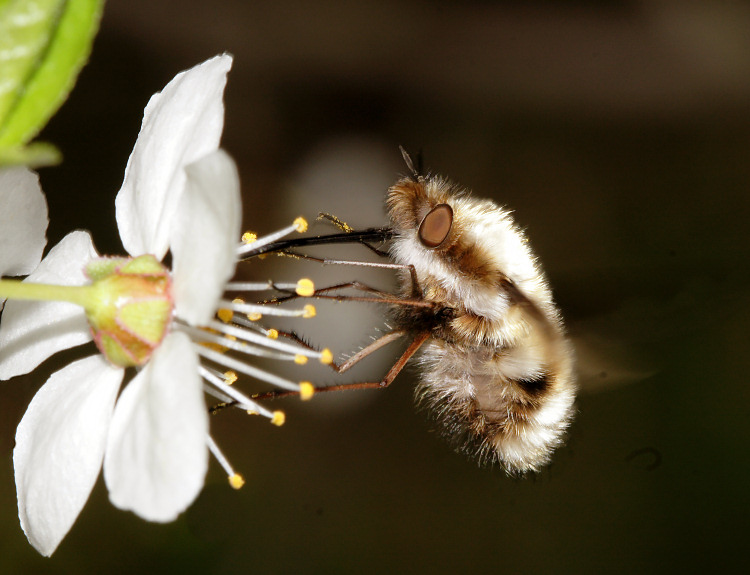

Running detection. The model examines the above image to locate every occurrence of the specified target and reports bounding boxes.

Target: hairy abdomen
[414,336,576,474]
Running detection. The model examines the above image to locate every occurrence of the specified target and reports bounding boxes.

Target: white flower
[0,54,326,558]
[0,55,239,556]
[0,167,49,286]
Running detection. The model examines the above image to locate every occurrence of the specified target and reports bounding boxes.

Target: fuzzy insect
[244,150,577,474]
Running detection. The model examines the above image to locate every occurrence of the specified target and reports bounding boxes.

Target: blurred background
[2,0,750,572]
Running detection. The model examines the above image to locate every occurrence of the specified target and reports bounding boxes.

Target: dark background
[2,1,750,573]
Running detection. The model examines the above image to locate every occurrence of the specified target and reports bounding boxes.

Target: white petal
[0,231,97,380]
[103,331,208,522]
[14,356,124,556]
[0,167,48,277]
[171,149,241,325]
[115,54,233,259]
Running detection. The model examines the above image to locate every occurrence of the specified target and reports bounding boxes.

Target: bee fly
[243,149,576,474]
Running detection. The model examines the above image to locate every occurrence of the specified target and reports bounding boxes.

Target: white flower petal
[171,149,241,325]
[115,54,233,259]
[0,231,97,380]
[103,331,208,522]
[0,167,48,277]
[14,355,124,556]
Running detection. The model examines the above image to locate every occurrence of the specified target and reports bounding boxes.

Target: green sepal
[97,332,137,368]
[119,299,173,345]
[85,257,131,282]
[119,254,168,276]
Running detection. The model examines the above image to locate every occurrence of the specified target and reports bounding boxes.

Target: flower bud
[85,255,173,367]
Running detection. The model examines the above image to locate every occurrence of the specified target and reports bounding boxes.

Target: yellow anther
[293,217,308,233]
[271,411,286,426]
[299,382,315,401]
[217,307,233,323]
[223,371,238,385]
[242,232,257,244]
[266,328,279,339]
[320,348,333,365]
[294,354,308,365]
[229,473,245,489]
[295,278,315,297]
[232,297,245,305]
[302,304,316,319]
[247,312,263,321]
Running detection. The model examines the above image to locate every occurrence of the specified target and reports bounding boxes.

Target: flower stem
[0,279,94,308]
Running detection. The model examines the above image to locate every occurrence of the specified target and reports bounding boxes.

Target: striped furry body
[387,174,576,473]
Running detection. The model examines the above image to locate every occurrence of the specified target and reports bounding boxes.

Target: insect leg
[260,328,406,374]
[251,331,430,400]
[264,277,432,308]
[276,249,422,299]
[276,250,406,271]
[331,330,407,373]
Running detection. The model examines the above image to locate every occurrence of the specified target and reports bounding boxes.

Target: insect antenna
[399,146,424,180]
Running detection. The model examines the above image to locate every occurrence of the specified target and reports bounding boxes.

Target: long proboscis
[240,227,394,259]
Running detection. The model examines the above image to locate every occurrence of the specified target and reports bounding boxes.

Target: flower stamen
[200,366,274,418]
[206,435,244,489]
[204,319,327,361]
[218,298,316,319]
[182,325,320,368]
[236,217,308,256]
[195,344,304,393]
[224,278,314,297]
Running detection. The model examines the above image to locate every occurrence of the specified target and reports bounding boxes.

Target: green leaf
[0,0,104,165]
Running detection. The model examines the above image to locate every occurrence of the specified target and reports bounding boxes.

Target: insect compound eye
[418,203,453,248]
